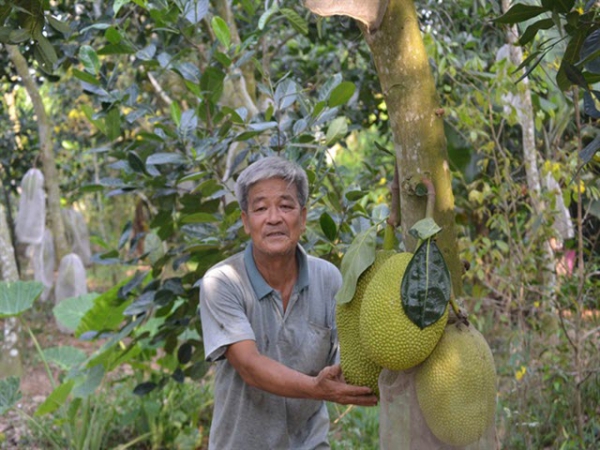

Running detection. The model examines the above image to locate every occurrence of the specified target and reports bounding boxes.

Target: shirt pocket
[279,322,332,376]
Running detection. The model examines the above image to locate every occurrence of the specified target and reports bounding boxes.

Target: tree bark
[0,202,23,378]
[361,0,462,295]
[6,44,70,263]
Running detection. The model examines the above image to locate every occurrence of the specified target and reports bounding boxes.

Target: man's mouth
[266,231,287,237]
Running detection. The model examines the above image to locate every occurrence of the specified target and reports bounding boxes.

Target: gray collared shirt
[199,243,342,450]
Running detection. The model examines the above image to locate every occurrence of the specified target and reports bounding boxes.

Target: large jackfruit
[359,252,448,371]
[415,323,497,447]
[337,251,394,396]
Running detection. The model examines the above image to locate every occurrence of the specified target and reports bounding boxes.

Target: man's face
[241,177,307,259]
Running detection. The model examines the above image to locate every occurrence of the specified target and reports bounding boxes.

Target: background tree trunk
[0,202,22,378]
[6,44,70,263]
[361,0,462,295]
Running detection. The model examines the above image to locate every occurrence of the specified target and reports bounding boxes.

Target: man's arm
[225,339,378,406]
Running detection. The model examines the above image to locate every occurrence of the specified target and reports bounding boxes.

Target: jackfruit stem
[420,177,436,220]
[449,296,470,326]
[383,222,397,250]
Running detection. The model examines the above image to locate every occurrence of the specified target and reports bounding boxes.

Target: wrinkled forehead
[247,177,300,203]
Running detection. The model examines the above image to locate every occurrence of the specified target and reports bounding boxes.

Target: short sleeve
[199,269,256,362]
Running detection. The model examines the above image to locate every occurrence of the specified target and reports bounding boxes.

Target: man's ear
[241,210,250,234]
[301,206,307,231]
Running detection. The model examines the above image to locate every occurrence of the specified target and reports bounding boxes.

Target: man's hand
[313,364,378,406]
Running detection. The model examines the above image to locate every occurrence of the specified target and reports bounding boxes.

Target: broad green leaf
[177,342,193,364]
[280,8,308,35]
[542,0,575,14]
[42,346,87,371]
[519,18,554,46]
[0,377,21,415]
[325,116,348,146]
[0,281,43,318]
[79,45,100,75]
[71,68,100,86]
[579,134,600,164]
[34,380,75,416]
[105,26,122,44]
[105,108,121,141]
[183,0,209,24]
[494,4,547,24]
[146,152,187,165]
[408,218,442,241]
[328,81,356,108]
[133,381,157,396]
[75,278,134,337]
[319,212,337,242]
[170,102,181,127]
[400,240,450,329]
[557,29,588,91]
[72,364,105,398]
[180,212,216,224]
[248,121,278,131]
[583,91,600,119]
[127,151,147,174]
[53,293,98,332]
[114,0,132,15]
[335,225,377,305]
[258,3,278,30]
[212,16,231,48]
[47,15,71,34]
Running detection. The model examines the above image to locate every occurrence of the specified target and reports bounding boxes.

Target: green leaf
[53,293,98,332]
[35,380,75,416]
[71,68,100,86]
[335,225,377,305]
[47,15,71,35]
[579,134,600,164]
[179,212,216,224]
[105,26,122,44]
[128,151,147,174]
[280,8,308,35]
[0,281,43,318]
[258,3,278,30]
[408,218,442,241]
[42,346,87,371]
[146,152,187,165]
[400,240,451,329]
[325,116,348,146]
[79,45,100,75]
[328,81,356,108]
[211,16,231,48]
[0,377,21,415]
[133,381,157,396]
[177,342,193,364]
[72,364,105,398]
[319,212,337,241]
[105,108,121,141]
[519,18,554,46]
[494,4,547,24]
[170,102,181,127]
[114,0,132,15]
[75,279,134,337]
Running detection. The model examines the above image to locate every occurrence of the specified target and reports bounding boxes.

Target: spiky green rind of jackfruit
[359,252,448,371]
[415,323,497,447]
[337,251,395,396]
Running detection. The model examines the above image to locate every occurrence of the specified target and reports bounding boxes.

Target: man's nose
[266,207,282,223]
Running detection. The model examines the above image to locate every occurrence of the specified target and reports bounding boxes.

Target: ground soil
[0,308,101,449]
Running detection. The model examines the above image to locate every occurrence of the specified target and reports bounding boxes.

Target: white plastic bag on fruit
[15,168,46,244]
[54,253,88,333]
[30,228,55,301]
[62,208,92,266]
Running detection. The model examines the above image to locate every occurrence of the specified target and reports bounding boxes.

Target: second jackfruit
[359,252,448,371]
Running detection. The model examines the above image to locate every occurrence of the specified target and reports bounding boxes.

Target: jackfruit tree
[305,0,496,447]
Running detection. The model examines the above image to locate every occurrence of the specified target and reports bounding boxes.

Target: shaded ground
[0,307,100,449]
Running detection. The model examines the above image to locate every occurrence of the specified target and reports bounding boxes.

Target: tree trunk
[0,202,23,378]
[6,44,70,263]
[361,0,462,295]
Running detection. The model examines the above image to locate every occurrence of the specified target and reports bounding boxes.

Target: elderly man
[199,156,377,449]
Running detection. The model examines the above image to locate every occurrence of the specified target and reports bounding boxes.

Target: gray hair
[235,156,309,212]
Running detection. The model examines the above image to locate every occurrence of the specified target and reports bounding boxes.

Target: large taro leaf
[0,281,43,318]
[400,239,450,329]
[335,225,377,305]
[0,376,21,415]
[53,293,98,332]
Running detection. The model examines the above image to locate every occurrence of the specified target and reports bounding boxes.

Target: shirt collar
[244,242,310,300]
